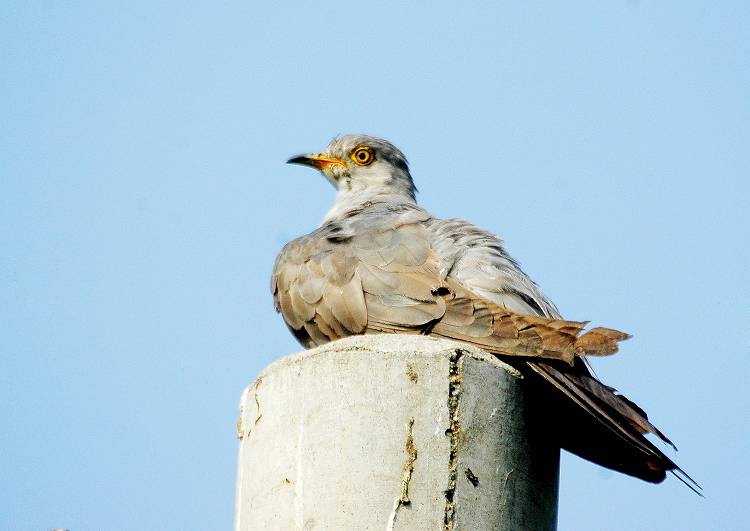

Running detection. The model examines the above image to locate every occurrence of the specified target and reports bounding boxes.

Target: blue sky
[1,2,748,530]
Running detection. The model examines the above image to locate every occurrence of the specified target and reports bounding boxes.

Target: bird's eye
[351,146,374,166]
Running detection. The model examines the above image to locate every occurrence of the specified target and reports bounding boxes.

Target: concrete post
[234,335,559,531]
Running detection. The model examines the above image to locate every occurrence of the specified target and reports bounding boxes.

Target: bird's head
[287,134,416,202]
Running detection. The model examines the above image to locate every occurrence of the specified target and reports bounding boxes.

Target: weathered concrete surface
[234,335,559,531]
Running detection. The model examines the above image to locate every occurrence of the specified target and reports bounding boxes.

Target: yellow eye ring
[351,146,374,166]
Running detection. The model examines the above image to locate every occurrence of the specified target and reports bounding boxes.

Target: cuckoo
[272,134,698,492]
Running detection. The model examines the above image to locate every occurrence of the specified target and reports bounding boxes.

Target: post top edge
[241,334,522,395]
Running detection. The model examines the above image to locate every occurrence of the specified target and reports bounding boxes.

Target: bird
[272,134,699,493]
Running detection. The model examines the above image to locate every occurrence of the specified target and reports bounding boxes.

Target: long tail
[524,358,701,494]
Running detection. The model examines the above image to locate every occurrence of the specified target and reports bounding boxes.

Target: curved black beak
[287,155,315,167]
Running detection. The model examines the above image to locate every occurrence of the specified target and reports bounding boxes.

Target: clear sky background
[1,2,748,530]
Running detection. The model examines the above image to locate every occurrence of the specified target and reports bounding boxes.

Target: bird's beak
[287,153,346,171]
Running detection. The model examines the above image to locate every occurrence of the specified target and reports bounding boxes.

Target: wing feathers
[429,287,630,364]
[575,327,632,356]
[271,210,696,491]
